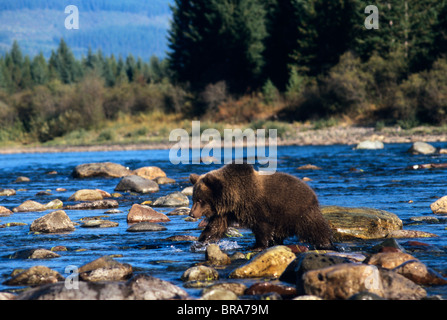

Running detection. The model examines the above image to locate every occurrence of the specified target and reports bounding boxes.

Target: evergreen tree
[49,38,82,84]
[31,52,49,86]
[168,0,267,93]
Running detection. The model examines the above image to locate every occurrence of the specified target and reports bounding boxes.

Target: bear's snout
[190,202,203,218]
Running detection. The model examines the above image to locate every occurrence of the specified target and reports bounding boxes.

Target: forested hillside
[0,0,447,147]
[0,0,173,59]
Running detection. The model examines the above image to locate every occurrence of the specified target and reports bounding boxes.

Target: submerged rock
[322,206,403,240]
[80,219,119,228]
[30,210,75,233]
[229,246,296,279]
[126,222,167,232]
[72,162,132,178]
[64,200,119,210]
[16,274,188,300]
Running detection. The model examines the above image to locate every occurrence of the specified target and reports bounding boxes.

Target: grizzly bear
[189,164,333,249]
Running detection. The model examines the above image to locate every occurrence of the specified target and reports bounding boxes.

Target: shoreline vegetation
[1,122,446,154]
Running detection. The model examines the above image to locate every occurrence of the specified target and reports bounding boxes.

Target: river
[0,143,446,298]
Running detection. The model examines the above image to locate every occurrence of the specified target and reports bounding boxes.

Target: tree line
[1,0,447,144]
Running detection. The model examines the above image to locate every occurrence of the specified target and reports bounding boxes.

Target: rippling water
[0,144,446,298]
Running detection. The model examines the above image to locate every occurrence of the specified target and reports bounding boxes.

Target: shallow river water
[0,143,447,298]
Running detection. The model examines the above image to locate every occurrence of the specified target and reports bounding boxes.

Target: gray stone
[126,222,167,232]
[115,175,159,194]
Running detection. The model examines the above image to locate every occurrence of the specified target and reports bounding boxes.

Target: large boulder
[16,274,188,300]
[322,206,403,240]
[72,162,132,178]
[408,141,436,155]
[115,175,159,194]
[30,210,75,233]
[229,246,296,279]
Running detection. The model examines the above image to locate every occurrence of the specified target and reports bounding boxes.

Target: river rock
[68,189,104,201]
[386,229,438,238]
[14,176,30,183]
[154,176,176,185]
[164,235,198,241]
[16,274,188,300]
[206,244,231,265]
[408,141,436,155]
[379,268,427,300]
[200,288,238,300]
[153,192,189,207]
[181,186,194,196]
[245,282,297,298]
[79,256,133,282]
[303,264,384,299]
[127,204,170,223]
[367,252,447,285]
[0,206,12,216]
[30,210,75,233]
[3,266,64,286]
[355,140,384,150]
[167,207,190,216]
[80,219,119,228]
[64,200,119,210]
[0,292,16,300]
[44,199,63,210]
[229,246,296,279]
[321,206,403,240]
[13,200,46,212]
[430,196,447,214]
[0,188,15,196]
[9,248,61,259]
[72,162,132,178]
[181,266,219,282]
[115,175,159,194]
[126,221,167,232]
[133,166,167,180]
[202,282,247,296]
[366,252,417,269]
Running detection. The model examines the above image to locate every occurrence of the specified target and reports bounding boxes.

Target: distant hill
[0,0,173,60]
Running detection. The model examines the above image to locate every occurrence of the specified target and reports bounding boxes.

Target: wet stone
[126,222,167,232]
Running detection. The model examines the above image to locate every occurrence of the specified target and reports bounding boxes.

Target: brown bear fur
[189,164,333,249]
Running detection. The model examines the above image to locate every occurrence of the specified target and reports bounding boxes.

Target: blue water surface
[0,144,446,298]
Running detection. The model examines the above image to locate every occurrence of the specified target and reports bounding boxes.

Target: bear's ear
[189,173,200,185]
[201,173,223,196]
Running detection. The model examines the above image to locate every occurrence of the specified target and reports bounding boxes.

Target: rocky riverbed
[1,157,447,301]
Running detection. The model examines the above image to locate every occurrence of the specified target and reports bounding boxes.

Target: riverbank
[1,124,446,154]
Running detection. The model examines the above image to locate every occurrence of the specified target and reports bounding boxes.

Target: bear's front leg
[198,215,228,243]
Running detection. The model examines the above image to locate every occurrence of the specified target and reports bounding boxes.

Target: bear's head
[189,172,223,219]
